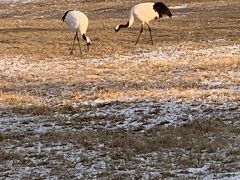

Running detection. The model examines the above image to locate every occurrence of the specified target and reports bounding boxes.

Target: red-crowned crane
[115,2,172,45]
[62,10,91,54]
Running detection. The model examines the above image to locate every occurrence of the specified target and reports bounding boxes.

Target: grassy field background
[0,0,240,178]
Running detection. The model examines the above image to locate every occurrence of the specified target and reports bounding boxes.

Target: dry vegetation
[0,0,240,178]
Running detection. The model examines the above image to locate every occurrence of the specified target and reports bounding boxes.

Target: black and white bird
[62,10,91,54]
[115,2,172,45]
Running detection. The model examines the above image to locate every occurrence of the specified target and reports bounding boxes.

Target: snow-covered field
[1,43,240,179]
[0,0,240,179]
[0,0,43,3]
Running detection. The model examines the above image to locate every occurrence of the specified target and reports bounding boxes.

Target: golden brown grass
[1,54,239,107]
[0,0,239,110]
[0,0,239,58]
[0,1,239,178]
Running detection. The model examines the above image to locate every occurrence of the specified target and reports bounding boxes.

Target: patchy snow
[170,4,188,10]
[169,165,240,179]
[1,100,239,134]
[203,172,240,180]
[86,43,240,66]
[0,0,239,178]
[64,101,240,131]
[0,113,64,133]
[1,93,239,178]
[0,0,44,3]
[173,164,211,176]
[1,44,239,84]
[0,140,108,179]
[136,44,240,62]
[0,13,239,179]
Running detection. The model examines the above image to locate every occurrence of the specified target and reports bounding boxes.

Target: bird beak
[168,11,172,18]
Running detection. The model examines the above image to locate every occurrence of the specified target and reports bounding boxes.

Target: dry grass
[0,0,239,107]
[1,116,239,178]
[0,0,240,178]
[1,54,239,107]
[0,0,239,58]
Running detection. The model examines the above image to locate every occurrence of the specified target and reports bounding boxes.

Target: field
[0,0,240,179]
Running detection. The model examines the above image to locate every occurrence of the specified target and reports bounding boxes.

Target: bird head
[153,2,172,18]
[115,25,120,32]
[166,10,172,18]
[86,37,91,51]
[86,36,91,45]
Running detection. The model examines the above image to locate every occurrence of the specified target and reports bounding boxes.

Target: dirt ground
[0,0,240,179]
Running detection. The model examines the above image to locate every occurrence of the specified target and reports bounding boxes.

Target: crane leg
[76,33,83,54]
[135,24,143,45]
[86,43,90,52]
[70,32,77,54]
[82,34,89,52]
[146,24,153,45]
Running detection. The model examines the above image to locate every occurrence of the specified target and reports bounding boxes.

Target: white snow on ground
[74,101,239,131]
[0,0,239,178]
[1,101,239,133]
[0,43,239,178]
[170,1,237,10]
[1,44,239,81]
[0,0,239,174]
[1,77,240,180]
[203,172,240,180]
[169,165,240,179]
[170,4,188,10]
[137,44,240,61]
[0,43,239,130]
[0,0,43,3]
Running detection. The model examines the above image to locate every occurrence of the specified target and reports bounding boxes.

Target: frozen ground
[0,0,240,179]
[1,42,240,178]
[0,101,240,179]
[0,0,43,3]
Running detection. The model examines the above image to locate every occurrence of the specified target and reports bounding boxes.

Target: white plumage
[129,3,159,27]
[62,10,91,54]
[115,2,172,45]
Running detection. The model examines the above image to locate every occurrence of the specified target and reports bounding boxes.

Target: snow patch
[0,0,44,3]
[170,4,188,10]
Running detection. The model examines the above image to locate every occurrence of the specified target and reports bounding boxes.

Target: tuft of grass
[0,148,23,162]
[11,105,55,116]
